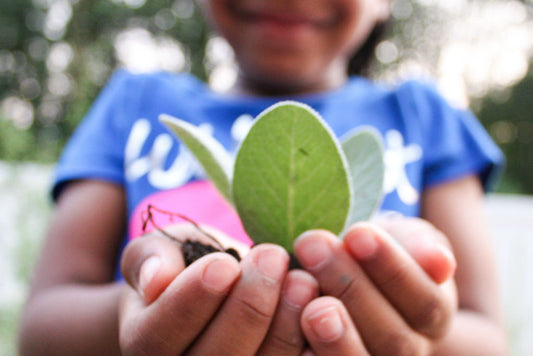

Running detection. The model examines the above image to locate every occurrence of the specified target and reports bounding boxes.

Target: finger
[301,297,368,356]
[374,216,456,284]
[187,244,289,356]
[119,252,240,356]
[344,223,457,338]
[121,232,186,304]
[257,270,319,356]
[294,230,430,355]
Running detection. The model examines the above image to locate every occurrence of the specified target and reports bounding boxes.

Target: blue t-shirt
[53,69,503,250]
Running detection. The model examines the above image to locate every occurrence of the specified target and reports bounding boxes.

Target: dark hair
[347,22,389,77]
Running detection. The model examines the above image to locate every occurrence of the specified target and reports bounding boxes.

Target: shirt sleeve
[403,81,505,192]
[52,70,133,200]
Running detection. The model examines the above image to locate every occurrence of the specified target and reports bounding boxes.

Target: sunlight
[435,0,532,105]
[43,0,72,41]
[114,28,186,73]
[1,97,34,130]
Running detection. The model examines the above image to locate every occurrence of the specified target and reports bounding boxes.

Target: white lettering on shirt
[125,117,422,205]
[383,129,423,205]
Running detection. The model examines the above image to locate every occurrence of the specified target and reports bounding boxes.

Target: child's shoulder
[370,76,445,101]
[370,77,466,122]
[347,76,448,107]
[110,68,202,86]
[104,69,207,97]
[395,78,452,106]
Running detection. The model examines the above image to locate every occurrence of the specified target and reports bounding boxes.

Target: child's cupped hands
[118,224,320,356]
[117,216,457,356]
[294,217,458,355]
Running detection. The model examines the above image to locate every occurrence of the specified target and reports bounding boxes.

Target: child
[19,0,507,354]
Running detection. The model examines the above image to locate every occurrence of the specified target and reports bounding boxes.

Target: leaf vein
[293,171,346,228]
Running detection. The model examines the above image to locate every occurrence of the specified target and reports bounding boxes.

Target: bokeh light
[376,0,533,108]
[114,28,187,73]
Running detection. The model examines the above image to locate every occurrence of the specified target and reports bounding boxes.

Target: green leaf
[341,127,385,226]
[159,114,234,204]
[232,101,351,251]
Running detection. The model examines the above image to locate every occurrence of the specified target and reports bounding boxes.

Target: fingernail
[347,228,379,259]
[256,246,287,281]
[139,256,161,294]
[203,257,240,293]
[437,244,457,280]
[437,244,456,265]
[283,272,318,309]
[307,306,344,342]
[294,232,333,270]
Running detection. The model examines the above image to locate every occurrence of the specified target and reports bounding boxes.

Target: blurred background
[0,0,532,354]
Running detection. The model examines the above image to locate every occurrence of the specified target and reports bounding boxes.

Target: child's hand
[294,219,458,355]
[118,224,319,356]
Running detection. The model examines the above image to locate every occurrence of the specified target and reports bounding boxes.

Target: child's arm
[293,175,507,355]
[18,180,126,355]
[421,175,507,355]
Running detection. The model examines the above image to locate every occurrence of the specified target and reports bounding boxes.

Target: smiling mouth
[249,13,326,27]
[232,5,334,29]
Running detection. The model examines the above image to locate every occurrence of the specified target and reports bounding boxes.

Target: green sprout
[160,101,385,252]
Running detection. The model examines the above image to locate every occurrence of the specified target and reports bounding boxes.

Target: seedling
[159,101,385,254]
[141,204,241,265]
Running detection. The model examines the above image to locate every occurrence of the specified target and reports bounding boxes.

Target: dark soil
[288,254,302,270]
[182,239,301,269]
[182,240,241,266]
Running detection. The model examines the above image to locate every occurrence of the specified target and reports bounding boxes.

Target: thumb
[121,232,185,304]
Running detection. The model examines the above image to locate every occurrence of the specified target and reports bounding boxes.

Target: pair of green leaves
[160,101,384,252]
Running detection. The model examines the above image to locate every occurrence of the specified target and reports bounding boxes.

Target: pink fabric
[129,180,253,246]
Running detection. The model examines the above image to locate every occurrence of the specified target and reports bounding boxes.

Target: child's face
[198,0,390,95]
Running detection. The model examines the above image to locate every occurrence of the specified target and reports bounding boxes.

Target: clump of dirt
[141,204,241,266]
[181,240,241,266]
[288,254,301,270]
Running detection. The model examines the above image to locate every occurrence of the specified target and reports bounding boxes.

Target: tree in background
[0,0,209,161]
[0,0,532,193]
[477,68,533,194]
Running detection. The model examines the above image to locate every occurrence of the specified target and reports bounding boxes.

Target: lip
[229,6,336,46]
[247,12,330,28]
[231,4,334,29]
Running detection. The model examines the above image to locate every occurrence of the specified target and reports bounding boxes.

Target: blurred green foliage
[0,0,532,194]
[476,69,533,194]
[0,0,209,163]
